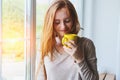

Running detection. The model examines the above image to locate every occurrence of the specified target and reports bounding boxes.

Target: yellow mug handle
[62,37,69,47]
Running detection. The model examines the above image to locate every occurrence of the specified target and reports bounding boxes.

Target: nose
[60,21,66,29]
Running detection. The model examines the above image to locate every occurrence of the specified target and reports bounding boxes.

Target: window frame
[25,0,36,80]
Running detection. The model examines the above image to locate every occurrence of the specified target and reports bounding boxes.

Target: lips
[60,30,68,32]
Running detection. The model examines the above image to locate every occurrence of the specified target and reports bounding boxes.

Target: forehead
[54,7,70,19]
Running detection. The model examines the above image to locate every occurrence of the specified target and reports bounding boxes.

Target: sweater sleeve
[76,38,99,80]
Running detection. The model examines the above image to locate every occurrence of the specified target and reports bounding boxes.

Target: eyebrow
[54,17,71,20]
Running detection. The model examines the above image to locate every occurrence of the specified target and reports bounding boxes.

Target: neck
[55,36,62,45]
[55,36,64,54]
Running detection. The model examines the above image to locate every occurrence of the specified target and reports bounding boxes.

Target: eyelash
[65,19,70,23]
[54,19,71,24]
[54,22,59,24]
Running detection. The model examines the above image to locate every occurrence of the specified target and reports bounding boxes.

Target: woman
[36,0,99,80]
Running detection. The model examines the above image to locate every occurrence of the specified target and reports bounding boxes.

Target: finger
[63,46,76,56]
[68,40,77,47]
[63,46,71,52]
[64,42,73,49]
[63,46,72,54]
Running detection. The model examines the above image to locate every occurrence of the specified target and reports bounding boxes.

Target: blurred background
[0,0,120,80]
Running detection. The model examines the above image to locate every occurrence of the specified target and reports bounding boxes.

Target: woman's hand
[63,38,84,63]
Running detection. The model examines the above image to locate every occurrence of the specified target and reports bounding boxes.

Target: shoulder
[78,37,95,47]
[77,37,96,54]
[80,37,93,42]
[79,37,96,57]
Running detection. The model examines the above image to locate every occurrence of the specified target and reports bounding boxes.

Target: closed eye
[54,20,60,25]
[64,18,71,23]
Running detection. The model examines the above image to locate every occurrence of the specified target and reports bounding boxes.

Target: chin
[58,34,64,38]
[60,35,64,38]
[62,33,65,35]
[59,32,69,37]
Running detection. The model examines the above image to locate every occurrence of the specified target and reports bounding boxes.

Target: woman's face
[53,7,73,39]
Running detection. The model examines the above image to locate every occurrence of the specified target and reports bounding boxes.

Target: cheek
[53,25,58,32]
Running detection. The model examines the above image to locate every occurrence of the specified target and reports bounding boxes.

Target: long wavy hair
[36,0,80,79]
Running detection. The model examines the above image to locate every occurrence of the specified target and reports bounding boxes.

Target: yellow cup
[62,34,77,47]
